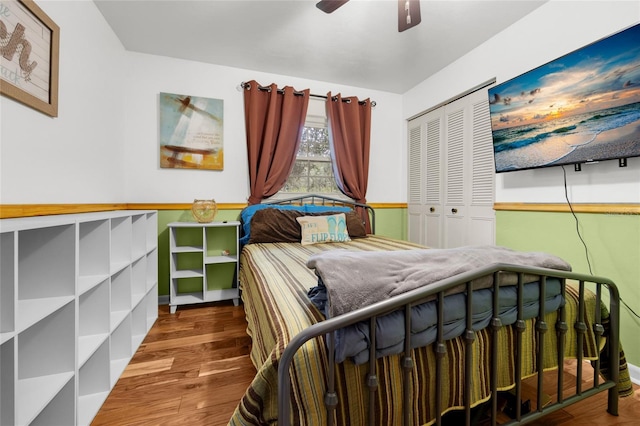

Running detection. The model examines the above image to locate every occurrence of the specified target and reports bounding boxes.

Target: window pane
[280,124,338,195]
[307,127,330,157]
[282,176,307,193]
[308,161,332,177]
[291,161,308,176]
[310,177,338,193]
[297,138,308,157]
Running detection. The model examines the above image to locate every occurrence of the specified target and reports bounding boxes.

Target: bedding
[229,236,631,426]
[307,246,569,363]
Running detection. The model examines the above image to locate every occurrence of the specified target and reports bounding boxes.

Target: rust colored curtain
[243,80,310,205]
[326,93,372,232]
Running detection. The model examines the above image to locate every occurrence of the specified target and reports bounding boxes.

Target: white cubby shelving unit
[168,221,240,313]
[0,210,158,426]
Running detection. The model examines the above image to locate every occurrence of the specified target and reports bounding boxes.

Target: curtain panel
[326,93,372,232]
[243,80,310,205]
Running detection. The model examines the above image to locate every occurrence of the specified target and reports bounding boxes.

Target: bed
[229,195,631,426]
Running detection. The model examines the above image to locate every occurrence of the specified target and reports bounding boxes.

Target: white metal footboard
[277,263,620,426]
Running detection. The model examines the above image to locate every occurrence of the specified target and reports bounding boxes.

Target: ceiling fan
[316,0,422,32]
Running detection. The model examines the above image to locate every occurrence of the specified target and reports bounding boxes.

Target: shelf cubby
[146,286,158,333]
[1,337,15,426]
[205,262,239,301]
[146,212,157,252]
[79,279,110,367]
[78,220,110,295]
[29,376,75,426]
[110,216,132,273]
[131,256,147,309]
[131,298,147,350]
[17,301,75,379]
[16,301,75,425]
[110,316,132,387]
[78,340,110,426]
[18,225,75,300]
[131,214,147,261]
[1,232,15,340]
[110,267,131,330]
[205,225,238,258]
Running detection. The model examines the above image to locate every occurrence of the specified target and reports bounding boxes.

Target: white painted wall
[0,1,405,204]
[3,1,638,206]
[1,0,127,203]
[121,53,404,203]
[403,0,640,204]
[0,1,403,205]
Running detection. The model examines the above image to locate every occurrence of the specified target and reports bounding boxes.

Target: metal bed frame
[264,195,621,426]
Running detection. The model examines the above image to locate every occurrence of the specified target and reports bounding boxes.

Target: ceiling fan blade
[316,0,349,14]
[398,0,421,32]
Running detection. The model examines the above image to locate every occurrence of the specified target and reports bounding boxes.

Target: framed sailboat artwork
[159,92,224,170]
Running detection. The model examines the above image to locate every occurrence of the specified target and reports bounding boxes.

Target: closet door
[467,94,496,246]
[443,100,466,248]
[423,111,444,248]
[407,121,424,244]
[443,89,495,248]
[407,87,495,248]
[407,108,443,248]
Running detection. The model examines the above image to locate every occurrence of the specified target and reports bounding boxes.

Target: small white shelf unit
[168,221,240,313]
[0,210,158,426]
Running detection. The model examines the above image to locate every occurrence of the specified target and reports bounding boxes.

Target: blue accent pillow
[239,203,351,245]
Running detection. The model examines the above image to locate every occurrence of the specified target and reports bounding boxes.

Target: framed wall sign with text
[0,0,59,117]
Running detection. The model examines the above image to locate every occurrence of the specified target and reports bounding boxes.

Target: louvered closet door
[423,111,444,248]
[444,101,466,248]
[407,121,424,244]
[407,86,495,248]
[468,92,496,246]
[443,89,495,248]
[407,108,443,247]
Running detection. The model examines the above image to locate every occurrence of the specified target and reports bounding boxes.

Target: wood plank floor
[93,302,640,425]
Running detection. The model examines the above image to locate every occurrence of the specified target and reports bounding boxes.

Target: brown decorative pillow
[248,208,303,244]
[341,210,367,238]
[247,208,368,244]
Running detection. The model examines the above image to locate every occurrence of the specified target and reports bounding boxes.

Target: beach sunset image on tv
[488,23,640,173]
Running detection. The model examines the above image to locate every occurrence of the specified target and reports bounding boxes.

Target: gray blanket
[306,245,571,318]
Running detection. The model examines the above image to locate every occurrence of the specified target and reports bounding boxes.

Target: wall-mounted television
[488,23,640,173]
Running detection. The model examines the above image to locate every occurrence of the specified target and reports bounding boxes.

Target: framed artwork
[159,92,224,170]
[0,0,59,117]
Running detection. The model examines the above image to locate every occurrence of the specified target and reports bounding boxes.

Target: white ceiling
[94,0,547,94]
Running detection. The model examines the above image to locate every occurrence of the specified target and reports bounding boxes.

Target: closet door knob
[451,208,458,214]
[429,207,435,213]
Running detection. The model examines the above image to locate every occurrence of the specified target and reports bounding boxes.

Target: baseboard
[627,362,640,386]
[158,295,169,305]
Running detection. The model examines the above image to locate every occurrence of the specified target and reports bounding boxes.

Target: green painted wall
[496,210,640,366]
[157,207,638,365]
[157,207,408,298]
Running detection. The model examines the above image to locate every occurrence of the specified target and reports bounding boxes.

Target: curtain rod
[240,82,376,107]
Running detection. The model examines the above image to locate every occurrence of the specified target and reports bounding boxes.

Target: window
[279,115,340,195]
